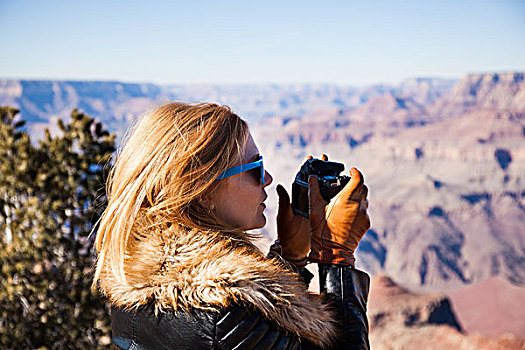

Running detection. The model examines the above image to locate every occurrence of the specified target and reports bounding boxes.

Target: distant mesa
[434,72,525,116]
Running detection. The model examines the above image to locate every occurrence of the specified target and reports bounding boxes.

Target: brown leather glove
[308,167,370,267]
[276,184,310,268]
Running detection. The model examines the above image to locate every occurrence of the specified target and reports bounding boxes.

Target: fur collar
[98,224,339,348]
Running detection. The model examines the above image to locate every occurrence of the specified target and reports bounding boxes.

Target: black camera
[291,157,351,218]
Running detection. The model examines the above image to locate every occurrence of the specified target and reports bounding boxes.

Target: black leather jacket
[111,264,369,350]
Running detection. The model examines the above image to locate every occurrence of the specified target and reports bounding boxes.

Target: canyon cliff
[1,73,523,343]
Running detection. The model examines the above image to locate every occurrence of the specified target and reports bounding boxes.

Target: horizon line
[2,71,525,88]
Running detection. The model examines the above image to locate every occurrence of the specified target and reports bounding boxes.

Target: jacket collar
[99,224,338,348]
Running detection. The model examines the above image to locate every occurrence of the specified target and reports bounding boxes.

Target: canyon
[1,72,523,346]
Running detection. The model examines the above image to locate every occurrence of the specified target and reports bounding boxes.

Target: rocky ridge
[0,78,455,140]
[432,72,525,116]
[368,275,525,350]
[253,72,525,293]
[448,276,525,338]
[1,73,523,343]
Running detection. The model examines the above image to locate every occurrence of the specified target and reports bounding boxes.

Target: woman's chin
[258,214,267,228]
[247,214,266,231]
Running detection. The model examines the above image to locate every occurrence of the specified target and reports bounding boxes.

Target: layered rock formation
[448,276,525,338]
[432,72,525,116]
[253,72,524,292]
[0,78,455,140]
[0,80,164,138]
[368,275,525,350]
[1,73,523,343]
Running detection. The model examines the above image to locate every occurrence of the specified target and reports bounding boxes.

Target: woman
[93,102,371,349]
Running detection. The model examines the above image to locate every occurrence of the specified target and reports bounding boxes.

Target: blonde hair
[93,102,250,287]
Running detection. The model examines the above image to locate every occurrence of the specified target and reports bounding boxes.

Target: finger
[276,184,293,219]
[358,186,369,210]
[308,175,324,204]
[308,176,328,220]
[340,167,364,197]
[362,184,368,199]
[351,167,365,184]
[276,184,291,204]
[308,175,324,227]
[321,154,328,161]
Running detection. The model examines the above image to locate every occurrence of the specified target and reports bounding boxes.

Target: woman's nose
[263,170,273,187]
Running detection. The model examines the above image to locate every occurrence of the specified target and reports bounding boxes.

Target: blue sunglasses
[216,155,265,185]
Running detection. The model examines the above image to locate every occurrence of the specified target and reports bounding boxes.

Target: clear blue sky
[1,0,524,85]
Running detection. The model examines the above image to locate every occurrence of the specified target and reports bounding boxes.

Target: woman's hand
[308,167,370,267]
[276,184,310,268]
